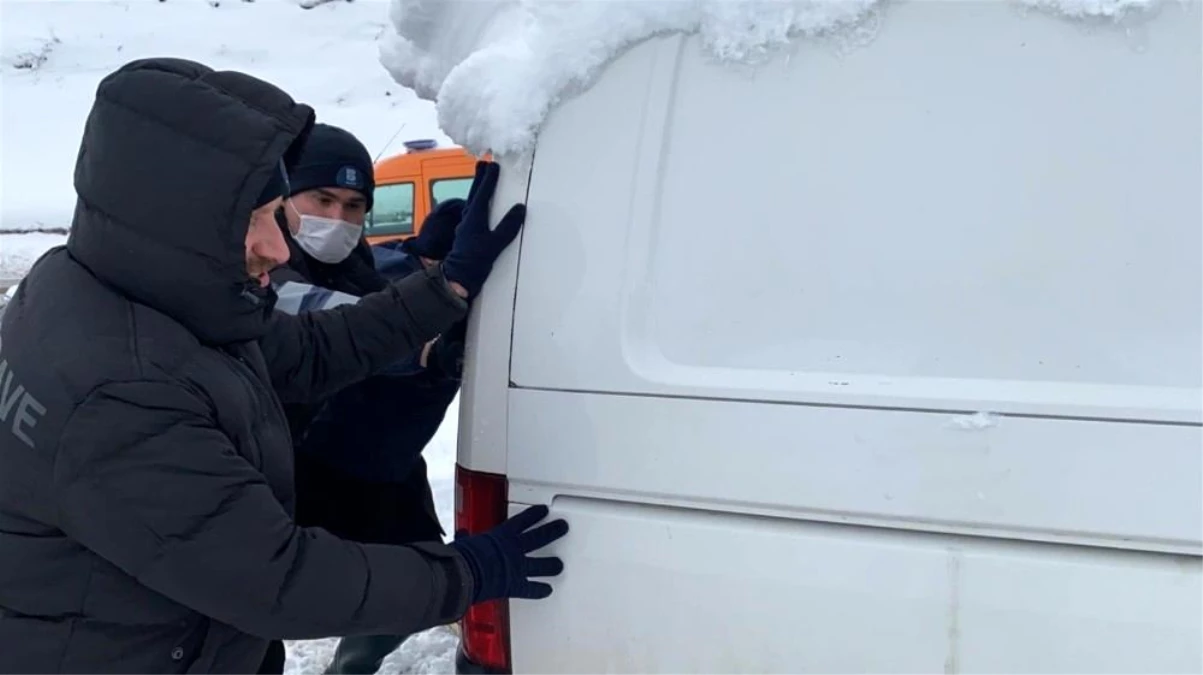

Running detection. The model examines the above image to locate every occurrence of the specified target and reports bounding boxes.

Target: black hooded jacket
[0,58,473,674]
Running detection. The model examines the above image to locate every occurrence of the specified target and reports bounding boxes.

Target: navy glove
[440,161,525,298]
[450,504,568,604]
[402,198,465,261]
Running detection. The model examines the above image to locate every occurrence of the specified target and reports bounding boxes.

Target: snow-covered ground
[0,0,450,233]
[1,1,460,671]
[0,232,65,280]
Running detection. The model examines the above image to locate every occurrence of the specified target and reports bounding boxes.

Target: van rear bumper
[455,647,508,675]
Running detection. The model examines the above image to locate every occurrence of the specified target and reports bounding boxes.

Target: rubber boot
[323,635,406,675]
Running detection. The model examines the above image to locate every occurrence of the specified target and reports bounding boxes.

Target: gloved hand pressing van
[440,161,526,299]
[450,504,568,604]
[401,198,465,261]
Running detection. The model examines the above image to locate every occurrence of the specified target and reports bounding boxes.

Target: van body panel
[507,492,1201,674]
[510,4,1202,424]
[460,0,1203,671]
[507,389,1201,554]
[455,159,532,476]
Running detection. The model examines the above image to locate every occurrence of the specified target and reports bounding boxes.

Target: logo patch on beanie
[336,166,363,189]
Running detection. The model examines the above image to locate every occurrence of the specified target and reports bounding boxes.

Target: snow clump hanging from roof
[379,0,1164,157]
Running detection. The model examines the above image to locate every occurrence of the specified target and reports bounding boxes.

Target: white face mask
[293,213,363,264]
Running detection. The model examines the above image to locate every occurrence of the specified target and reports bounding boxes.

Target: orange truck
[366,139,481,245]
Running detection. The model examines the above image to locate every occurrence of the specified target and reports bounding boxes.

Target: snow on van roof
[380,0,1161,157]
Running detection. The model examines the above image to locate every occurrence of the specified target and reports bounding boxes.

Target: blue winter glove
[402,198,465,261]
[450,504,568,604]
[440,161,525,298]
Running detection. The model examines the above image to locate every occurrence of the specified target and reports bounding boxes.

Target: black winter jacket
[269,219,389,446]
[270,231,463,485]
[0,58,474,674]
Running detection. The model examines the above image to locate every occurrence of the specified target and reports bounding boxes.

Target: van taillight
[455,464,511,672]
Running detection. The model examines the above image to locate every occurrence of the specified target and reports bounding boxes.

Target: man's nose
[256,222,291,266]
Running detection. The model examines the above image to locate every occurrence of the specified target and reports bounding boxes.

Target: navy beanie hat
[286,123,375,211]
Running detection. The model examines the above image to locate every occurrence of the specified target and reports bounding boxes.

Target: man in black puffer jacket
[0,57,567,674]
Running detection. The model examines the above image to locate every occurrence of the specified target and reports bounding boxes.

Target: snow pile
[286,627,458,675]
[381,0,1165,156]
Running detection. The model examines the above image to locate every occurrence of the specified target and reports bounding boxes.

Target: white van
[449,3,1202,672]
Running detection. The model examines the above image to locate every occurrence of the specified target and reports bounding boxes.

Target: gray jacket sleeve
[260,263,466,405]
[53,380,474,640]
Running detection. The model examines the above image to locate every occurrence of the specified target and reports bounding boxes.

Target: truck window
[431,177,472,207]
[367,182,415,236]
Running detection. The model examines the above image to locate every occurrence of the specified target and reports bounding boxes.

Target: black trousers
[293,453,445,675]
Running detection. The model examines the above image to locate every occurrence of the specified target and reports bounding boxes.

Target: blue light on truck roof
[403,139,438,151]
